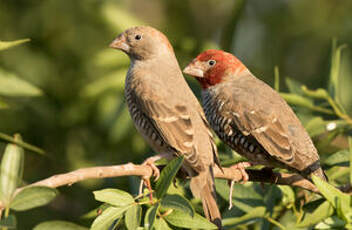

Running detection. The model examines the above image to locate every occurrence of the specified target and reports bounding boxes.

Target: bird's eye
[208,60,216,66]
[135,34,142,40]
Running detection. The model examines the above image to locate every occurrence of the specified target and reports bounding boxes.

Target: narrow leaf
[161,194,194,217]
[0,215,16,229]
[125,204,141,230]
[349,137,352,185]
[274,66,279,91]
[156,156,184,199]
[165,210,217,229]
[285,77,303,95]
[11,186,58,211]
[33,221,88,230]
[91,205,130,230]
[0,132,45,155]
[297,201,334,227]
[222,207,266,227]
[93,188,134,207]
[0,68,43,97]
[0,39,30,51]
[144,203,159,230]
[325,150,349,167]
[312,175,350,210]
[0,134,24,206]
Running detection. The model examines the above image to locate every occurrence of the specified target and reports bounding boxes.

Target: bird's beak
[109,33,130,52]
[183,62,204,78]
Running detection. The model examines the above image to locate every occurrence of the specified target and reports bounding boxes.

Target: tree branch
[16,162,318,194]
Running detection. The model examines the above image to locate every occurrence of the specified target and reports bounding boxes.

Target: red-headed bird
[110,27,222,228]
[183,49,327,182]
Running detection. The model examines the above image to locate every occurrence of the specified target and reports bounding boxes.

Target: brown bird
[110,27,222,228]
[183,49,327,182]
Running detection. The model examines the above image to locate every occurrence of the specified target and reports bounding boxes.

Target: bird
[183,49,327,183]
[110,27,222,228]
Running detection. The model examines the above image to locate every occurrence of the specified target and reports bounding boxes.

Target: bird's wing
[135,85,203,171]
[228,83,295,163]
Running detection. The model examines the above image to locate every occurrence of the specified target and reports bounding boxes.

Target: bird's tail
[190,166,222,229]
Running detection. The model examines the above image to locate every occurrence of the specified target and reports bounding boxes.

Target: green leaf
[315,216,345,229]
[125,204,141,230]
[156,156,184,199]
[93,188,134,207]
[312,176,352,222]
[144,203,159,230]
[325,150,349,167]
[33,221,88,230]
[274,66,279,91]
[154,217,172,230]
[349,137,352,185]
[0,39,30,51]
[165,210,217,229]
[278,186,295,208]
[222,207,266,227]
[161,194,194,217]
[10,186,58,211]
[305,117,328,137]
[329,39,347,102]
[297,201,334,227]
[0,134,24,206]
[301,86,329,99]
[0,68,43,97]
[0,215,16,229]
[0,97,9,109]
[312,175,350,209]
[0,132,45,155]
[91,205,130,230]
[285,77,304,95]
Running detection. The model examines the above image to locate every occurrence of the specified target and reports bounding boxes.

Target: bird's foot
[228,162,252,210]
[138,153,173,203]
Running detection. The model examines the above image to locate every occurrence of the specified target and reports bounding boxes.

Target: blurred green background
[0,0,352,229]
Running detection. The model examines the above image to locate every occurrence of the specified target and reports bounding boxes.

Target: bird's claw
[142,157,161,181]
[228,162,252,209]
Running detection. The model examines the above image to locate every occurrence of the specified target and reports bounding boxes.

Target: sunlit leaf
[0,39,30,51]
[144,203,159,230]
[156,156,184,199]
[11,186,58,211]
[349,137,352,185]
[125,204,141,230]
[325,150,349,167]
[33,221,88,230]
[101,2,143,31]
[91,205,130,230]
[165,210,217,229]
[0,68,42,97]
[329,39,347,103]
[80,69,126,98]
[315,216,345,229]
[0,215,16,229]
[274,66,280,91]
[278,186,295,208]
[297,201,333,227]
[0,134,24,206]
[222,207,266,227]
[93,188,134,207]
[154,217,172,230]
[161,194,194,217]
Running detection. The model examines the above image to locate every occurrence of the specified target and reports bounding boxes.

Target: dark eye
[135,34,142,40]
[208,60,216,66]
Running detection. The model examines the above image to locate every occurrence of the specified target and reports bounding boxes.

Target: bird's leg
[138,153,174,202]
[228,162,253,209]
